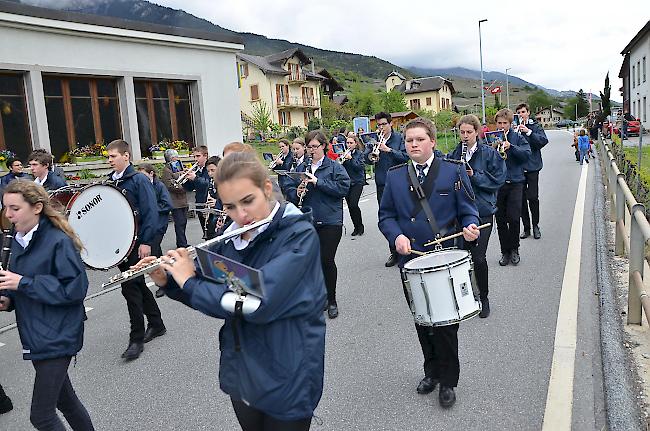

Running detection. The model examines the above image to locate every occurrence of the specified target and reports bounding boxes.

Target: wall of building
[0,12,243,159]
[386,76,403,92]
[629,37,649,129]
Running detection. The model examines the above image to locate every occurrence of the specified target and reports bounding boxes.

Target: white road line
[85,307,93,312]
[0,342,5,347]
[542,162,589,430]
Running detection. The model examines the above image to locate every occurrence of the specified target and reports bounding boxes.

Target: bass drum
[67,184,137,270]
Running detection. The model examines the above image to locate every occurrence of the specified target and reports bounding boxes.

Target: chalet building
[535,107,565,128]
[385,71,455,114]
[620,20,649,129]
[0,1,243,162]
[237,48,341,130]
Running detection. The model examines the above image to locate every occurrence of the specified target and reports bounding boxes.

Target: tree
[379,90,408,113]
[433,110,458,130]
[563,97,579,120]
[250,101,272,139]
[347,83,382,116]
[527,89,556,115]
[599,72,611,121]
[575,89,589,118]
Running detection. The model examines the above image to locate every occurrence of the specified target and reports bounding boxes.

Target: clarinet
[0,225,15,271]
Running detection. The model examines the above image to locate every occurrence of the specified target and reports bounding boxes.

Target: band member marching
[0,181,95,430]
[447,115,506,317]
[182,145,211,239]
[204,156,228,240]
[364,112,409,267]
[287,131,350,319]
[340,135,366,236]
[379,117,480,408]
[106,139,166,360]
[270,139,293,197]
[493,109,531,267]
[28,151,66,192]
[138,152,326,431]
[515,103,548,240]
[161,149,190,248]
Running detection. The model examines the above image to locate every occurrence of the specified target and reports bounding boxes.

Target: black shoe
[385,253,398,267]
[143,326,166,343]
[416,376,439,394]
[121,342,144,360]
[357,226,364,236]
[327,302,339,319]
[439,386,456,408]
[498,253,510,266]
[533,225,541,239]
[0,386,13,414]
[351,228,359,237]
[479,298,490,318]
[585,158,589,164]
[520,230,530,239]
[155,288,165,298]
[510,249,521,265]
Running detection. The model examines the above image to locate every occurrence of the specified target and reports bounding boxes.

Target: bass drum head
[404,249,469,271]
[68,184,136,269]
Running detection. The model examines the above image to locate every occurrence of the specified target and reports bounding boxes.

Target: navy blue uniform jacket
[152,178,173,236]
[0,172,30,188]
[521,120,548,172]
[108,164,158,246]
[272,152,294,191]
[164,203,326,421]
[286,157,350,226]
[502,129,531,183]
[41,171,67,192]
[341,149,366,186]
[5,217,88,360]
[183,165,210,204]
[447,143,506,217]
[363,131,409,187]
[379,159,480,268]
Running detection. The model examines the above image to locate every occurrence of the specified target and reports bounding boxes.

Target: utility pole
[479,19,488,124]
[505,67,511,110]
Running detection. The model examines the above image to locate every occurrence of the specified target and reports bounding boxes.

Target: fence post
[609,156,617,221]
[615,174,626,256]
[628,203,646,325]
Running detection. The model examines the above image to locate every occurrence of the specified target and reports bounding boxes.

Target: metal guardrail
[598,133,650,326]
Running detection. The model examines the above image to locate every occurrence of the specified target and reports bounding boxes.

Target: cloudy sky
[51,0,650,101]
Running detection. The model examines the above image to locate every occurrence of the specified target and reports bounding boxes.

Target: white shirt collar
[34,173,47,186]
[465,142,479,161]
[310,156,325,173]
[414,153,436,177]
[16,223,39,249]
[225,202,281,251]
[112,167,128,181]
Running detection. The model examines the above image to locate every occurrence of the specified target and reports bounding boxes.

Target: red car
[614,118,641,137]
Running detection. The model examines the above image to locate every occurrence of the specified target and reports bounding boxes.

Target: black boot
[479,298,490,318]
[499,252,511,266]
[0,384,13,414]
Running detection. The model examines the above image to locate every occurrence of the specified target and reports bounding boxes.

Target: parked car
[555,119,577,128]
[613,118,641,137]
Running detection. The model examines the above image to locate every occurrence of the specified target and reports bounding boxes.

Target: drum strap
[407,161,441,238]
[232,299,244,352]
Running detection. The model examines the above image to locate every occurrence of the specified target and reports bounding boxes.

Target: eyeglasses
[307,145,321,149]
[377,122,389,126]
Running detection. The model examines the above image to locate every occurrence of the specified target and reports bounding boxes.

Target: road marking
[0,342,5,347]
[85,307,93,312]
[542,162,588,430]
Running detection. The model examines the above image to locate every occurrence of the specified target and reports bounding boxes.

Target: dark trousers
[231,398,311,431]
[30,357,94,431]
[151,224,168,258]
[471,215,494,301]
[171,207,188,248]
[496,182,524,253]
[316,225,343,303]
[521,171,540,231]
[119,246,164,342]
[197,212,207,239]
[401,276,460,387]
[376,185,396,254]
[345,183,364,231]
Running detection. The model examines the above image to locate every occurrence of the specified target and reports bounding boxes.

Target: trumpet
[369,130,385,163]
[268,151,285,169]
[173,163,199,187]
[337,148,353,164]
[491,140,508,160]
[101,216,274,289]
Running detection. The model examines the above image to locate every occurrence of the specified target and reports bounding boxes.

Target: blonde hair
[404,117,437,140]
[495,108,514,123]
[3,181,84,251]
[456,114,481,132]
[215,151,270,192]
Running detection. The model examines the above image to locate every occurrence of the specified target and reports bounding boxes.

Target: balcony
[288,72,307,84]
[277,96,318,109]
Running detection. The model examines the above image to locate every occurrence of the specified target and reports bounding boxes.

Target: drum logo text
[76,194,102,220]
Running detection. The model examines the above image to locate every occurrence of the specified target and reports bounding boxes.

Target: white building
[535,107,565,128]
[621,20,649,130]
[0,1,244,162]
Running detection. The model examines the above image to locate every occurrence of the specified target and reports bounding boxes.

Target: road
[0,130,607,430]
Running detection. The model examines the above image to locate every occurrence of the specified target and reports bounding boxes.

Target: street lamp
[479,19,488,124]
[505,67,511,110]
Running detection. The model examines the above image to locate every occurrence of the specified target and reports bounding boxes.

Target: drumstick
[422,223,492,247]
[410,249,428,256]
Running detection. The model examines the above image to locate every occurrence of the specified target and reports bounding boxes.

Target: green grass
[622,145,650,186]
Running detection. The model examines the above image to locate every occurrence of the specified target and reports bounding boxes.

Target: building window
[239,63,248,79]
[426,97,432,106]
[43,75,121,161]
[134,80,194,157]
[410,99,421,110]
[250,84,259,101]
[638,61,642,86]
[304,111,314,125]
[279,110,291,126]
[633,65,636,88]
[643,57,646,83]
[643,97,646,122]
[0,73,32,161]
[276,84,289,106]
[301,87,315,106]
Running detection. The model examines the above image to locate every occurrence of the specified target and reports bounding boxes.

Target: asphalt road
[0,130,607,430]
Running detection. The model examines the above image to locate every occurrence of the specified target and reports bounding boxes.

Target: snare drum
[402,249,481,326]
[67,184,137,270]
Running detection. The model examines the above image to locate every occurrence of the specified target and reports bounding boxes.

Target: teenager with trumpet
[340,134,366,236]
[182,145,211,238]
[447,115,506,317]
[286,131,350,319]
[364,112,409,267]
[135,152,326,431]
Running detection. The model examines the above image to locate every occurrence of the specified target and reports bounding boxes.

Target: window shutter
[250,85,259,101]
[243,63,249,77]
[276,84,281,104]
[288,111,292,126]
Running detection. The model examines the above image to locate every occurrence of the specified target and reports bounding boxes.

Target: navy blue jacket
[447,143,507,217]
[341,149,366,186]
[183,165,211,204]
[40,171,67,192]
[152,178,173,236]
[272,151,294,191]
[502,129,531,183]
[286,157,350,226]
[4,217,88,360]
[379,158,480,268]
[108,164,158,246]
[0,172,30,188]
[521,120,548,172]
[363,131,409,187]
[164,203,326,421]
